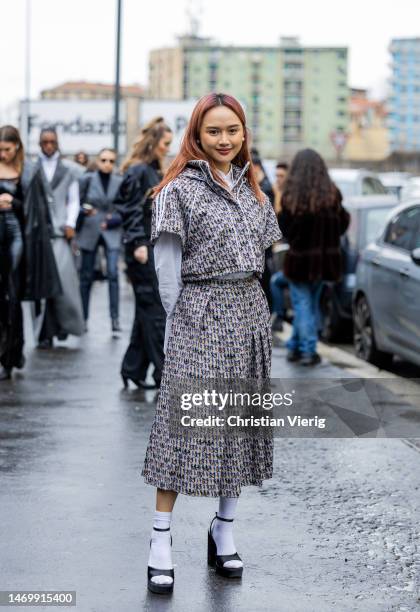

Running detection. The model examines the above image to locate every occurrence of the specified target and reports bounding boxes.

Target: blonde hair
[120,117,172,173]
[0,125,25,176]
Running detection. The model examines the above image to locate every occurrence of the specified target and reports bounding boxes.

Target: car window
[384,207,420,250]
[363,208,394,247]
[362,177,387,195]
[332,180,357,197]
[413,225,420,249]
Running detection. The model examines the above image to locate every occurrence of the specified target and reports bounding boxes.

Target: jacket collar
[184,159,250,200]
[93,170,121,202]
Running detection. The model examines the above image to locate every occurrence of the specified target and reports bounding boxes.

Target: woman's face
[155,131,173,161]
[0,141,19,164]
[96,150,116,174]
[199,105,244,171]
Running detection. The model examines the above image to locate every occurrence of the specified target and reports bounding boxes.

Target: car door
[368,206,420,351]
[395,207,420,357]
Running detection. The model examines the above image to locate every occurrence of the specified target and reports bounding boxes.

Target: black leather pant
[121,253,165,385]
[0,212,24,370]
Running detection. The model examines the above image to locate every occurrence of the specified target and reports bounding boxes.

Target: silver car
[329,169,388,198]
[353,200,420,368]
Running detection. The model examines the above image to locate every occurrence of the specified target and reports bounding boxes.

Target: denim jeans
[80,245,120,321]
[286,281,323,356]
[270,271,288,317]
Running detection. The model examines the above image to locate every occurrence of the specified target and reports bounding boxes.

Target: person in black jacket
[115,118,173,388]
[278,148,350,366]
[0,125,61,380]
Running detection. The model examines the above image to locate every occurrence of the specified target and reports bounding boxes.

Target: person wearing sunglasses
[77,148,123,333]
[36,127,84,349]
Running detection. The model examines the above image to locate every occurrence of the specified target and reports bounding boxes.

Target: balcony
[284,96,302,110]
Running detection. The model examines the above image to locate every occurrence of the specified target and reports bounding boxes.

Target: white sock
[148,511,173,585]
[211,497,243,569]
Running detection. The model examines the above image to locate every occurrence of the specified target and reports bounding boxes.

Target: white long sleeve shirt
[154,232,183,353]
[40,152,80,229]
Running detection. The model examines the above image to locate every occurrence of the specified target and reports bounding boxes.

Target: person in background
[250,148,274,204]
[77,148,123,333]
[273,162,288,217]
[0,125,61,380]
[250,148,276,309]
[270,161,289,332]
[278,148,350,366]
[74,151,89,171]
[115,118,172,389]
[36,127,84,348]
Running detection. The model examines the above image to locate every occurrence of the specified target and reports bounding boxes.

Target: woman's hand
[0,193,13,210]
[134,245,148,264]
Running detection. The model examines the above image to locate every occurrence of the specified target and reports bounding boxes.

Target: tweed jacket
[151,160,281,283]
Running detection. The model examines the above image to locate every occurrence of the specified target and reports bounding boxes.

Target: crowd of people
[0,111,349,383]
[0,93,351,594]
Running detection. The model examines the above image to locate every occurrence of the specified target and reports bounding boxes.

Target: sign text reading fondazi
[28,115,127,136]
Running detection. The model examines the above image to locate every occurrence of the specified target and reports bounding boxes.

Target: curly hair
[120,117,172,173]
[281,148,341,215]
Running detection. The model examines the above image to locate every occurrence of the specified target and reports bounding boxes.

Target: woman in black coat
[0,125,61,380]
[115,118,173,388]
[278,148,350,366]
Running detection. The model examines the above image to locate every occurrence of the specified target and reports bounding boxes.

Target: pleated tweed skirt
[141,276,274,497]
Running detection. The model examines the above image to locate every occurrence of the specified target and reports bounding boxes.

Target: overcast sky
[1,0,419,119]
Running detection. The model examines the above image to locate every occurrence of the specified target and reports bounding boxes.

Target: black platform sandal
[147,527,174,595]
[207,513,243,579]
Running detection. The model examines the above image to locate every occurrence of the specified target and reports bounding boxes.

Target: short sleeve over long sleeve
[263,197,282,249]
[151,182,187,248]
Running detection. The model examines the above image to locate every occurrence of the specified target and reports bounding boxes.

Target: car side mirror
[411,247,420,265]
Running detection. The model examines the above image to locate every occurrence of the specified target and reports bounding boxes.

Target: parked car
[353,200,420,368]
[329,169,388,198]
[400,177,420,202]
[378,172,411,199]
[319,194,399,341]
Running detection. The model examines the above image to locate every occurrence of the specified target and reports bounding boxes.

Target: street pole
[22,0,31,149]
[113,0,122,157]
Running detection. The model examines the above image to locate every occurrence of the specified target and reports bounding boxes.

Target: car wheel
[353,295,393,368]
[320,287,342,342]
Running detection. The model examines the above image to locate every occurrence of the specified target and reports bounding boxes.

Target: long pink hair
[154,93,264,203]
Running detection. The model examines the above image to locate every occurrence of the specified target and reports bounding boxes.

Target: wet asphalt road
[1,278,420,612]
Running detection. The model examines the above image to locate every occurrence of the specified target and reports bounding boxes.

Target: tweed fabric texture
[151,160,281,280]
[142,276,274,497]
[142,160,282,497]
